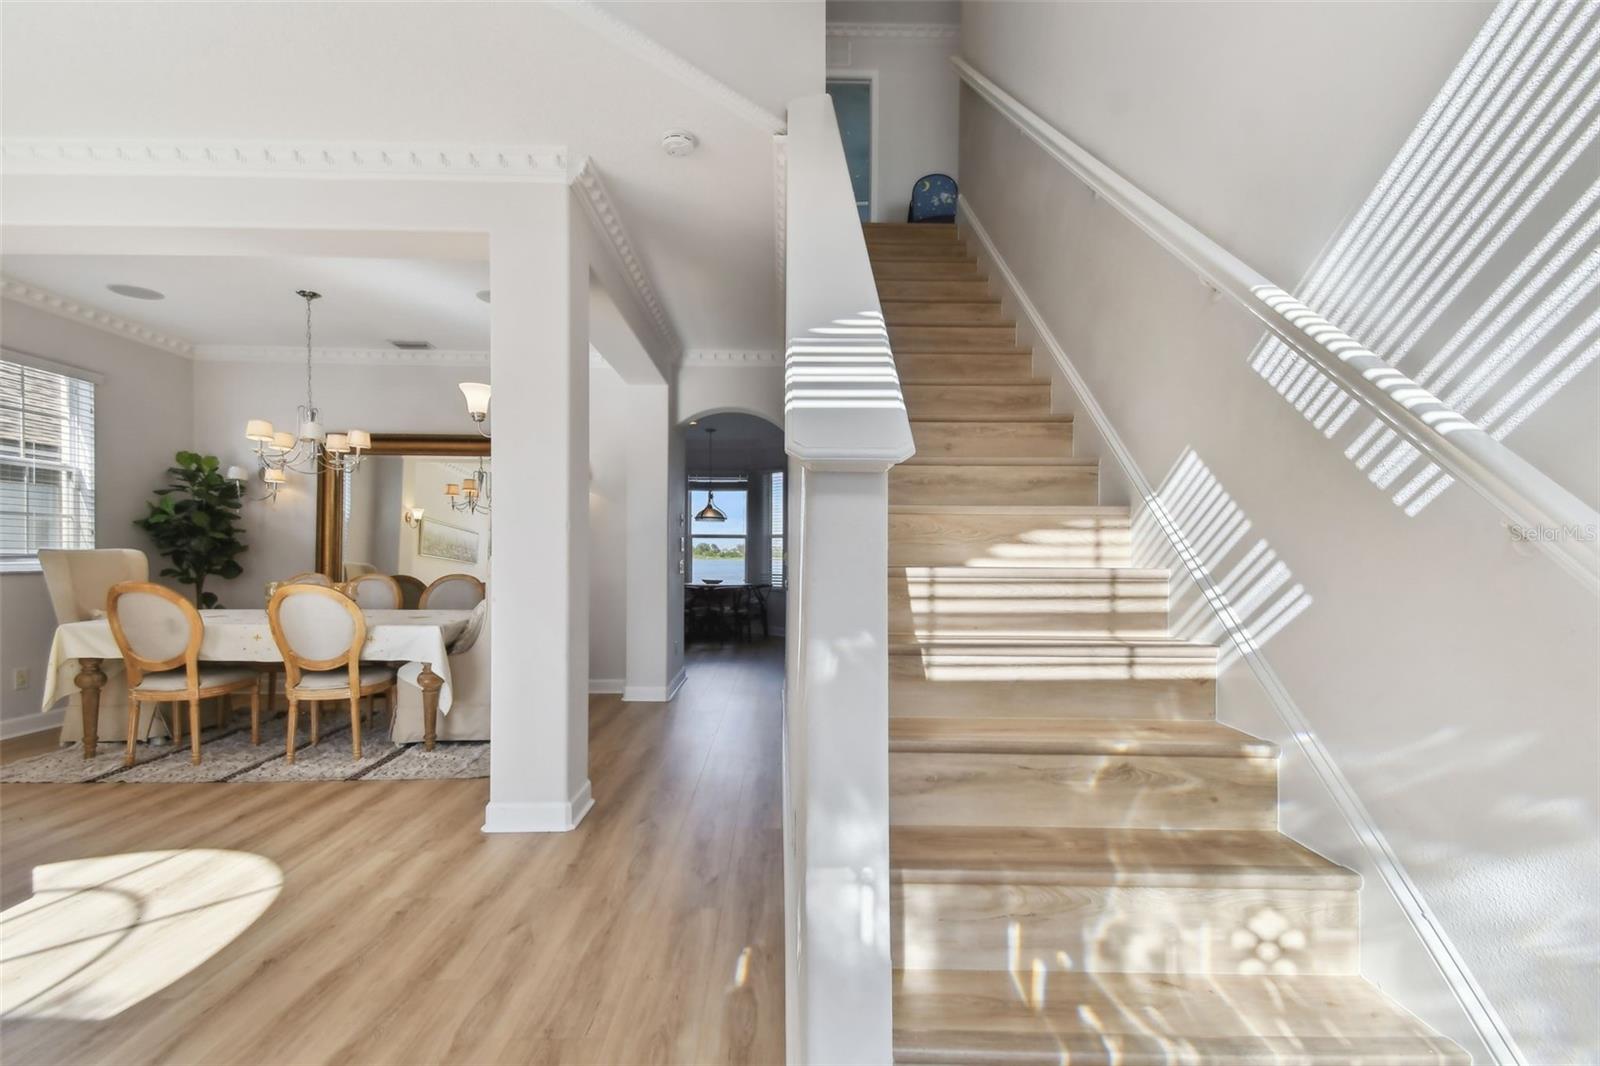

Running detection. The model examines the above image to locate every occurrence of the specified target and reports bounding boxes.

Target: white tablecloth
[43,609,472,715]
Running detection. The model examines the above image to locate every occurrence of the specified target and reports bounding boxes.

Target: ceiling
[0,2,825,355]
[1,255,490,350]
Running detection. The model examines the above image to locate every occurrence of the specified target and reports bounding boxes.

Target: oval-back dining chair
[283,571,334,587]
[106,581,260,767]
[419,573,486,610]
[347,572,403,610]
[393,574,427,610]
[267,584,396,762]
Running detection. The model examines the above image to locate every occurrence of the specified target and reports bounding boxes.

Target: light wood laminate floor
[0,642,785,1065]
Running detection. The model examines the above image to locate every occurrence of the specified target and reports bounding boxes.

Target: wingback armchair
[392,600,489,742]
[39,549,150,743]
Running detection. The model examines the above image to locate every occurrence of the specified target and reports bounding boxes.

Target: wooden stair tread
[890,504,1128,516]
[889,717,1276,758]
[892,636,1217,655]
[891,565,1165,581]
[893,970,1468,1065]
[891,826,1357,888]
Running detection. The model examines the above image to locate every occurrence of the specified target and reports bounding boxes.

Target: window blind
[770,470,785,585]
[0,357,96,568]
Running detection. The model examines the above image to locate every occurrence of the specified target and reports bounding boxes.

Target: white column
[485,184,592,833]
[622,381,681,701]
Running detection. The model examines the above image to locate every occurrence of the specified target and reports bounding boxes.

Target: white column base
[482,779,594,833]
[622,666,687,704]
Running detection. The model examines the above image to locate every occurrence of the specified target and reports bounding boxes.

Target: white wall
[675,363,784,427]
[827,24,961,223]
[588,360,629,689]
[959,3,1597,1059]
[0,302,194,732]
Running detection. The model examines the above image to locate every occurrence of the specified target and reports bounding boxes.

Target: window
[0,357,96,571]
[770,470,785,586]
[689,478,747,584]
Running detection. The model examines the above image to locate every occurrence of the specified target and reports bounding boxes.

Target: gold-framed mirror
[315,433,491,580]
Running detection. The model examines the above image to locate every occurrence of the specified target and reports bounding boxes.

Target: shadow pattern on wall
[1250,0,1599,515]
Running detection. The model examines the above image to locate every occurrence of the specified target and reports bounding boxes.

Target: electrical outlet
[11,668,28,690]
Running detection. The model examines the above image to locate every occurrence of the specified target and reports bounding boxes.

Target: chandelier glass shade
[244,290,369,487]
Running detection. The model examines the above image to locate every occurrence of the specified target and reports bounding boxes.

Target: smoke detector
[661,129,698,158]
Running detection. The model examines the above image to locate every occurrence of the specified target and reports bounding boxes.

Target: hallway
[0,642,785,1065]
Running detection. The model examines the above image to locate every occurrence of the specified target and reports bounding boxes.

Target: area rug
[0,711,488,784]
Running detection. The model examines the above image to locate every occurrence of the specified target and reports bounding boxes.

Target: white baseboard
[623,666,687,703]
[961,200,1518,1066]
[482,779,594,833]
[589,678,625,695]
[1,709,64,741]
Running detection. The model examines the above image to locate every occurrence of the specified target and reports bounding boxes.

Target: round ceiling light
[106,283,165,300]
[476,290,491,304]
[661,129,698,158]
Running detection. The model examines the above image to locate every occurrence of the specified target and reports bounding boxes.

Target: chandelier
[444,460,491,515]
[244,290,370,491]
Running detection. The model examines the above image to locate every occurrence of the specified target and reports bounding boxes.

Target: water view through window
[691,485,747,583]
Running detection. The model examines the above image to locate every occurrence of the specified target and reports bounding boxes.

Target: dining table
[683,582,771,642]
[41,608,474,758]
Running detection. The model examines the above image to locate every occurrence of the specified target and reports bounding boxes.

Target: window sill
[0,560,44,575]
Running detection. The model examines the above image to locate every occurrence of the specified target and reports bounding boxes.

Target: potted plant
[134,451,248,608]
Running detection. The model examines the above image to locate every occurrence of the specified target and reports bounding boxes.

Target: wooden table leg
[74,658,107,760]
[418,662,443,751]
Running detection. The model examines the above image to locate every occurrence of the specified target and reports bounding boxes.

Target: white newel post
[485,184,593,833]
[783,93,915,1064]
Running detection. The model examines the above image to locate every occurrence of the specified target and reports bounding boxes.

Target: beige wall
[0,302,194,732]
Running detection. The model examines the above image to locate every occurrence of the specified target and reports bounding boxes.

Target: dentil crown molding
[554,2,786,135]
[681,350,782,367]
[192,346,489,366]
[2,139,569,181]
[1,277,195,356]
[825,22,959,41]
[572,157,682,363]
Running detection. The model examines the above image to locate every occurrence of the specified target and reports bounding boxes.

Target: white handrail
[781,92,909,1065]
[953,56,1600,594]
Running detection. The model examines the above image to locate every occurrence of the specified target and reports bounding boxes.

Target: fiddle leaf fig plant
[133,451,248,609]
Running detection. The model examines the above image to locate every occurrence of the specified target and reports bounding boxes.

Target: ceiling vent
[388,339,435,351]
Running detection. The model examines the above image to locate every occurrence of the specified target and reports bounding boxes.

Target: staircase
[868,222,1469,1065]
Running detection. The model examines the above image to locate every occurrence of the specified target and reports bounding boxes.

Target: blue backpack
[906,173,958,223]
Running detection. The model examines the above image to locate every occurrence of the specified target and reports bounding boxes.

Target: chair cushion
[290,665,396,693]
[134,666,257,693]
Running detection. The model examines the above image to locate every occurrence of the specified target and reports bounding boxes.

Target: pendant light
[694,426,727,522]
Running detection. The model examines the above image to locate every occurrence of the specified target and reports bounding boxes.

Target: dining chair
[393,574,427,609]
[419,573,486,610]
[268,584,397,762]
[347,572,403,610]
[284,571,333,587]
[343,562,378,580]
[40,549,148,745]
[106,581,260,767]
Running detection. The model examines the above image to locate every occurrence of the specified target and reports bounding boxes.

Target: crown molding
[2,139,569,181]
[554,2,785,134]
[191,346,489,366]
[773,135,789,293]
[682,349,782,367]
[572,157,682,362]
[826,22,959,41]
[1,277,195,356]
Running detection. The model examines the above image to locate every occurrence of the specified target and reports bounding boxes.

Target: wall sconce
[225,465,249,493]
[403,507,426,527]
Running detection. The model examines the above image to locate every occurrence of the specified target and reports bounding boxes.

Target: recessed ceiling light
[106,283,165,300]
[476,290,491,304]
